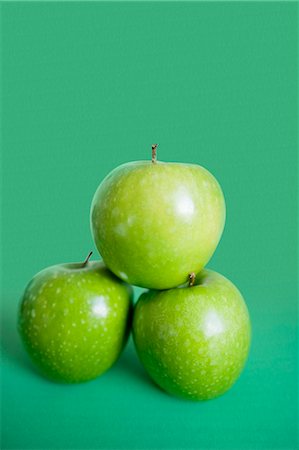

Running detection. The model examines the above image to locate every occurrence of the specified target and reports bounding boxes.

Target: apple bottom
[19,325,132,384]
[132,269,251,401]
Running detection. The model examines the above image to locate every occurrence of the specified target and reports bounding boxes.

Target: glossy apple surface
[18,258,133,382]
[90,157,225,289]
[133,269,251,400]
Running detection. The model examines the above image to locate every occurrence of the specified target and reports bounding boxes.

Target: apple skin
[90,161,225,289]
[18,260,133,383]
[132,269,251,400]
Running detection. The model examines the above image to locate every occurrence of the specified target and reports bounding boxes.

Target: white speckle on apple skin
[118,272,129,281]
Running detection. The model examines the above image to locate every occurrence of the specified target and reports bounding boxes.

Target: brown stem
[152,144,158,163]
[189,272,196,287]
[82,251,93,267]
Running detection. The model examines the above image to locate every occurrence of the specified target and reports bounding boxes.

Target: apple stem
[152,144,158,163]
[189,272,196,287]
[82,251,93,267]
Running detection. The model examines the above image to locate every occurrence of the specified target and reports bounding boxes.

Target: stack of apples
[19,146,251,400]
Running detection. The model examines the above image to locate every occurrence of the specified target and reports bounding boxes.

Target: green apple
[133,269,251,400]
[90,146,226,289]
[18,253,133,383]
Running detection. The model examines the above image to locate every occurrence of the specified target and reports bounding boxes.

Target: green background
[1,2,297,449]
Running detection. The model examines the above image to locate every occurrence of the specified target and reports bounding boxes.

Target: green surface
[1,2,297,450]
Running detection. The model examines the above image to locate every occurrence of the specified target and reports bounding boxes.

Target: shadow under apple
[115,336,154,385]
